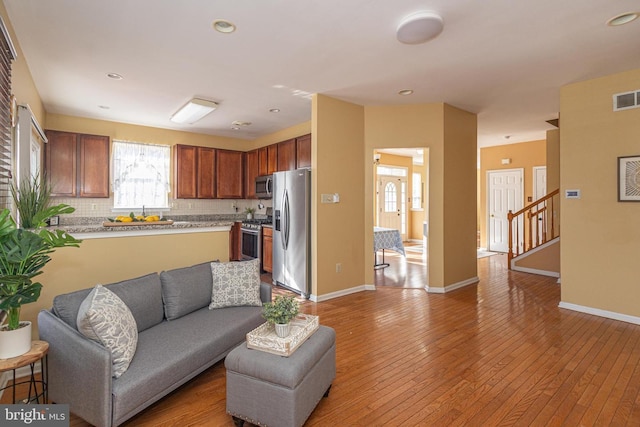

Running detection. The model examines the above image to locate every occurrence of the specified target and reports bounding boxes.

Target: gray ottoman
[225,325,336,427]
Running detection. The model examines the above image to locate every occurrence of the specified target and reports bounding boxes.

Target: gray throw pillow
[209,259,262,309]
[77,285,138,378]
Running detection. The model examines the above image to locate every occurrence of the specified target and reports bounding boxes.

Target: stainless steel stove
[240,209,273,264]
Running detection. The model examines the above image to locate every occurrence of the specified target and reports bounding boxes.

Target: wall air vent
[613,90,640,111]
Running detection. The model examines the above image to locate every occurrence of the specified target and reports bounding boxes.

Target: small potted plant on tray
[262,295,300,338]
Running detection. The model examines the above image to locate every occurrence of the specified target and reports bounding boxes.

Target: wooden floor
[11,254,640,426]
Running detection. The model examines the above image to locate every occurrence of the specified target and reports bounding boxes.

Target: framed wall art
[618,155,640,201]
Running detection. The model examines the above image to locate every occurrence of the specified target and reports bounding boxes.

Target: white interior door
[378,176,403,234]
[488,169,523,253]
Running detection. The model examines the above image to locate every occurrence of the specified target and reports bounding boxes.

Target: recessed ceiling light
[232,120,252,126]
[398,89,414,96]
[269,108,280,113]
[607,12,639,26]
[397,11,444,44]
[213,19,236,33]
[106,73,123,80]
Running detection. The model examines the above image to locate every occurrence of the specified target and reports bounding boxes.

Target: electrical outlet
[188,203,193,209]
[91,203,97,211]
[336,263,342,273]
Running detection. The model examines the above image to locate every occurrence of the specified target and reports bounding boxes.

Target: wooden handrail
[507,189,560,267]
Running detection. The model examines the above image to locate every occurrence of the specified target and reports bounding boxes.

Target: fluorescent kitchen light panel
[170,98,218,124]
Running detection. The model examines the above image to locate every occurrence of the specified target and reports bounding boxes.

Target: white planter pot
[274,322,291,338]
[0,321,32,359]
[246,213,253,220]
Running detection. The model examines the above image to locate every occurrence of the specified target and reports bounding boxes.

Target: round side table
[0,340,49,404]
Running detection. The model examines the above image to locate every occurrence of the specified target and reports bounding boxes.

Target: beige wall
[513,241,560,273]
[546,129,560,192]
[24,231,231,338]
[1,3,45,125]
[313,94,365,296]
[479,139,547,248]
[365,103,477,289]
[46,114,248,150]
[560,68,640,317]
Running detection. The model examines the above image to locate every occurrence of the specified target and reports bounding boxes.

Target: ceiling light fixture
[398,89,414,96]
[170,98,218,124]
[396,11,444,44]
[607,12,639,26]
[213,19,236,33]
[98,105,110,110]
[106,73,123,80]
[269,108,280,113]
[232,120,252,127]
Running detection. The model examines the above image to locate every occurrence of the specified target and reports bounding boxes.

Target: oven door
[241,227,261,261]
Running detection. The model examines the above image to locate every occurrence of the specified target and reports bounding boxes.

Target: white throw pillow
[209,259,262,309]
[77,285,138,378]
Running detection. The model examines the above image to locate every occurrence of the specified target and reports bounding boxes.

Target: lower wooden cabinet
[262,226,273,273]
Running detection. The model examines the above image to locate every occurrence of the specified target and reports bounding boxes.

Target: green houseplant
[244,207,256,220]
[262,295,300,337]
[0,176,81,358]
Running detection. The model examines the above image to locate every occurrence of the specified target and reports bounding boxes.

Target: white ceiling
[4,1,640,148]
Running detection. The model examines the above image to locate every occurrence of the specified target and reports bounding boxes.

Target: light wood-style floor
[9,254,640,426]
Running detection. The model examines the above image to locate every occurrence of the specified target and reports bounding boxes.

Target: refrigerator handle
[283,189,290,250]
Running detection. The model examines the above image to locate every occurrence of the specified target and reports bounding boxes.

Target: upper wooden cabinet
[174,145,215,199]
[296,134,311,169]
[216,149,244,199]
[45,130,110,198]
[245,149,259,199]
[277,138,296,171]
[267,144,278,174]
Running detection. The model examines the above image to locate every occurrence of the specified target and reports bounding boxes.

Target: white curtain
[112,141,170,209]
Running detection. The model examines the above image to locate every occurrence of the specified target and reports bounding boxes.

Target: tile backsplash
[55,197,272,224]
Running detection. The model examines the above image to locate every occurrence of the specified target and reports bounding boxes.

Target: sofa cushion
[77,285,138,378]
[111,305,265,425]
[209,259,262,309]
[53,273,164,333]
[160,261,214,320]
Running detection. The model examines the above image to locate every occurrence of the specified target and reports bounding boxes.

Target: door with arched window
[377,175,405,239]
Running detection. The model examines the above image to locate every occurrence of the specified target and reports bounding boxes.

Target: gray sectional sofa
[37,260,271,427]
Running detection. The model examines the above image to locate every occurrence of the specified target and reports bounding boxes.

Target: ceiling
[4,1,640,148]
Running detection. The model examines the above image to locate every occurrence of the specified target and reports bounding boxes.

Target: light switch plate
[565,189,581,199]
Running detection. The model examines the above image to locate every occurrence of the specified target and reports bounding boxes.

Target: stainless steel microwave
[255,175,273,199]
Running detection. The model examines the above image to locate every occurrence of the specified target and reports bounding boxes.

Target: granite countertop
[56,220,235,234]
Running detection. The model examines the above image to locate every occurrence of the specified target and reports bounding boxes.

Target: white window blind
[112,141,170,209]
[0,17,16,209]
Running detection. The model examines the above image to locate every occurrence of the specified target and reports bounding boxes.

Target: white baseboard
[0,364,41,401]
[559,301,640,325]
[425,276,479,294]
[310,284,375,302]
[511,265,560,278]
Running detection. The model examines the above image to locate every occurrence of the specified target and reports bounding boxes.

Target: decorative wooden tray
[246,314,319,357]
[102,220,174,227]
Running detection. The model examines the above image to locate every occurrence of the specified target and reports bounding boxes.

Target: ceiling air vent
[613,90,640,111]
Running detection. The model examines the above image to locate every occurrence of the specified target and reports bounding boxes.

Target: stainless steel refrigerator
[272,169,311,298]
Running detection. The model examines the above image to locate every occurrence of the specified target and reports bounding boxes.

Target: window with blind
[0,17,17,209]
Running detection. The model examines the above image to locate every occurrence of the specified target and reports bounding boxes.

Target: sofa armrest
[260,282,272,303]
[38,310,114,427]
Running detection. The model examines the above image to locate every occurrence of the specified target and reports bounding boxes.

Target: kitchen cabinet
[277,138,296,171]
[262,226,273,273]
[174,145,215,199]
[216,149,244,199]
[244,149,259,199]
[229,221,243,261]
[296,134,311,169]
[45,130,110,198]
[267,145,278,174]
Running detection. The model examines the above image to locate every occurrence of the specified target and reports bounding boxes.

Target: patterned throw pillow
[77,285,138,378]
[209,259,262,309]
